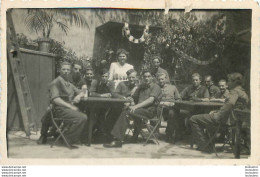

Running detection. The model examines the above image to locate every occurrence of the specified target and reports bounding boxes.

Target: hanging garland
[171,45,219,65]
[122,22,149,44]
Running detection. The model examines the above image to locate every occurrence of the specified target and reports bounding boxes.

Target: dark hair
[228,73,243,86]
[151,55,162,63]
[156,72,166,78]
[85,67,93,72]
[141,69,151,76]
[116,48,129,59]
[60,61,71,68]
[73,60,82,68]
[204,75,213,81]
[218,79,227,84]
[100,68,109,75]
[126,69,137,76]
[192,73,202,80]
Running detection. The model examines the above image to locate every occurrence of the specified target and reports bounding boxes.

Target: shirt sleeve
[203,87,210,98]
[226,90,239,105]
[180,87,188,100]
[109,81,116,93]
[71,83,81,95]
[89,80,98,92]
[78,78,86,89]
[108,63,115,81]
[211,86,221,98]
[150,85,162,102]
[49,81,60,101]
[173,86,181,100]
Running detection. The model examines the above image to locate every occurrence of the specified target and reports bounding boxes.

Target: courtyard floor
[7,128,250,159]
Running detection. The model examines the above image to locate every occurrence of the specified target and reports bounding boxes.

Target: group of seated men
[37,59,249,153]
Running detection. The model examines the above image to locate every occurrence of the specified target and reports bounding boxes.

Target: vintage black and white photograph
[6,8,251,159]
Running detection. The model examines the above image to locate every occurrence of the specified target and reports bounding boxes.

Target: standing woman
[108,49,134,88]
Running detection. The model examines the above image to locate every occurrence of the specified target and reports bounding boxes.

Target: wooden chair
[142,106,164,145]
[49,104,73,149]
[125,105,164,145]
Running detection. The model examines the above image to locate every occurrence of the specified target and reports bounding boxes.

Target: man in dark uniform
[112,69,138,99]
[156,73,181,143]
[210,79,230,103]
[204,75,221,99]
[190,73,249,153]
[179,73,210,135]
[103,70,162,148]
[150,55,170,84]
[90,69,115,98]
[84,67,98,94]
[37,62,88,146]
[70,61,85,89]
[181,73,210,101]
[89,69,115,137]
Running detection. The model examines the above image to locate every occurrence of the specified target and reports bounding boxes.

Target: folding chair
[125,106,164,145]
[200,111,238,157]
[125,115,145,141]
[142,105,164,146]
[49,104,73,149]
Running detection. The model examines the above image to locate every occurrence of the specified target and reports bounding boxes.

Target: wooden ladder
[7,9,37,137]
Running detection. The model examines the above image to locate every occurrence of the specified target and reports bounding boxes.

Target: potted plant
[24,9,89,53]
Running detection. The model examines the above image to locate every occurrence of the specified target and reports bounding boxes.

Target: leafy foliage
[143,12,235,82]
[24,9,89,38]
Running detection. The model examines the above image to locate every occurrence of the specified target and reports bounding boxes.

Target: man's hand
[69,104,79,111]
[129,105,139,113]
[73,95,82,103]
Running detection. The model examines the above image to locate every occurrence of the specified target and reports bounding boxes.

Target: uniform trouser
[40,111,52,137]
[105,108,122,134]
[189,114,219,149]
[111,108,154,141]
[164,107,181,138]
[54,107,88,145]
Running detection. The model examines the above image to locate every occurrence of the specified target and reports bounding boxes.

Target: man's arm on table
[129,97,154,113]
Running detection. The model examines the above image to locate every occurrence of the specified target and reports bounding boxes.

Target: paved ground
[7,129,249,159]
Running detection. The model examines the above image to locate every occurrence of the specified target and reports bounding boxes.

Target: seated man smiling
[103,69,162,148]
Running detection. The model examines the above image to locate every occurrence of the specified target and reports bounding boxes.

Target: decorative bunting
[171,46,218,65]
[122,22,149,44]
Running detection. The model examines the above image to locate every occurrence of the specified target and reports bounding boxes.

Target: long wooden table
[174,100,224,113]
[79,97,130,146]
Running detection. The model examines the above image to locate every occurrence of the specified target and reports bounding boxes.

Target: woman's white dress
[108,62,134,88]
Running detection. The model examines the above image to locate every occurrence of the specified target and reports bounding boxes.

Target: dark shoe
[103,140,122,148]
[37,136,47,144]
